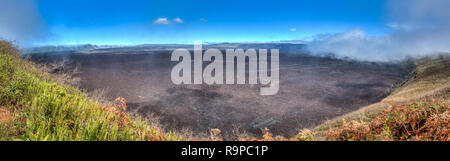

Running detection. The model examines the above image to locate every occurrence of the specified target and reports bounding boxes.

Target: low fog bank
[306,0,450,62]
[0,0,49,47]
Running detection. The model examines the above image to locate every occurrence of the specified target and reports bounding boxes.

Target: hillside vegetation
[308,56,450,141]
[0,41,181,141]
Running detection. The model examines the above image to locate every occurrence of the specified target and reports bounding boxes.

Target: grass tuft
[324,100,449,141]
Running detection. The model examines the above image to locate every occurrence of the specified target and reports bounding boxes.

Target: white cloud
[153,18,171,24]
[290,28,297,32]
[386,22,413,30]
[306,0,450,62]
[173,18,184,23]
[200,18,208,22]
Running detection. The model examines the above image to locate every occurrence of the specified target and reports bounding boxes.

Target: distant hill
[23,44,100,54]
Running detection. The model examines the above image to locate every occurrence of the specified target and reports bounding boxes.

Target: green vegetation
[0,41,182,141]
[323,100,449,141]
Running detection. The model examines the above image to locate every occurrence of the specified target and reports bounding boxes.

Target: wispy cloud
[0,0,49,46]
[173,18,184,23]
[200,18,208,22]
[306,0,450,62]
[153,18,171,24]
[290,28,297,32]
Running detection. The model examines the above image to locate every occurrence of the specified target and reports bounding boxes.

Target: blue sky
[34,0,389,45]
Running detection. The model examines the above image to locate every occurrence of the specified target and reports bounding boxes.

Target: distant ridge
[24,42,308,55]
[23,44,100,54]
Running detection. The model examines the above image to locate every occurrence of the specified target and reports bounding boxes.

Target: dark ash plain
[25,43,411,139]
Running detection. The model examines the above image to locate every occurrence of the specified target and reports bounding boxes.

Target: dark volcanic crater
[27,45,410,138]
